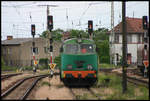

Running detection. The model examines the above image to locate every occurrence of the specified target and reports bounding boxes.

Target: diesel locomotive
[59,37,98,86]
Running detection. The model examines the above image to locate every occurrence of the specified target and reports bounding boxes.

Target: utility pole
[110,1,114,64]
[47,6,50,30]
[38,4,58,74]
[122,1,127,93]
[37,4,58,65]
[31,24,37,73]
[37,4,58,30]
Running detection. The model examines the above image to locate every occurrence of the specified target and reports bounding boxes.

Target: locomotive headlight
[67,65,72,69]
[87,64,93,70]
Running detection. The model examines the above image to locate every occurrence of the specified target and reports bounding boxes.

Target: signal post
[142,16,149,77]
[48,15,56,77]
[31,24,37,73]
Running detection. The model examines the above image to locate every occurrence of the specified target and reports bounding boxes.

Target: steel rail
[69,88,77,100]
[1,73,23,80]
[20,75,48,100]
[1,74,49,98]
[87,87,101,100]
[100,69,149,88]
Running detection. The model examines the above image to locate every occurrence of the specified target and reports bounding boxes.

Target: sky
[1,1,149,40]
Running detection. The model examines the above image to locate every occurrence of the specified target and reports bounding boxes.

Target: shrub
[54,55,61,69]
[100,56,110,64]
[39,58,49,69]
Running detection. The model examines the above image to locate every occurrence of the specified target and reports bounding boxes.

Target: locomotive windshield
[64,44,95,54]
[80,44,94,53]
[65,44,78,54]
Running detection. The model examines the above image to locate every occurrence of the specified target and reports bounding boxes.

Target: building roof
[108,17,149,34]
[2,38,41,45]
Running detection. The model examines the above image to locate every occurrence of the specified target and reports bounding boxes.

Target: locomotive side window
[65,44,78,54]
[80,44,94,53]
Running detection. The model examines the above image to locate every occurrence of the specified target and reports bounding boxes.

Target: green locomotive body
[60,38,98,85]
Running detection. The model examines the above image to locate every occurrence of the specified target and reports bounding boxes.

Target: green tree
[40,30,50,38]
[68,29,89,38]
[96,40,110,63]
[93,28,110,64]
[51,29,63,41]
[40,28,63,41]
[54,55,61,69]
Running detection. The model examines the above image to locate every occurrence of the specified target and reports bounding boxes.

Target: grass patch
[56,84,64,88]
[1,66,18,71]
[93,72,149,100]
[99,63,120,69]
[77,93,89,100]
[41,81,51,87]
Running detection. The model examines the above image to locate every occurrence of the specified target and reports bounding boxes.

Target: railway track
[100,68,149,88]
[69,87,101,100]
[1,73,23,80]
[126,76,149,88]
[1,74,49,100]
[87,87,101,100]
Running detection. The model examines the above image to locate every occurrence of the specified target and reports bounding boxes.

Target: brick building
[1,36,61,67]
[108,17,149,65]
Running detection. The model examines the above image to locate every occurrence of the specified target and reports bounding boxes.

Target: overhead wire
[2,2,37,7]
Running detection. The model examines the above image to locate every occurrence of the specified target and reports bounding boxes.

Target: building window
[137,34,141,43]
[127,53,132,64]
[31,47,38,54]
[8,48,12,54]
[115,34,119,43]
[44,47,49,53]
[127,35,132,43]
[3,48,7,55]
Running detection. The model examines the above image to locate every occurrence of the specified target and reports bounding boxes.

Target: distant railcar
[59,38,98,86]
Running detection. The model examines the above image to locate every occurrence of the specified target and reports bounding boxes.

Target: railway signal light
[88,20,93,35]
[50,45,53,52]
[33,47,36,53]
[142,16,148,30]
[32,42,35,47]
[31,24,35,37]
[48,15,53,31]
[50,38,53,44]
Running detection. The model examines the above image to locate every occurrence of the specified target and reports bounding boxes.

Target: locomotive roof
[63,38,95,44]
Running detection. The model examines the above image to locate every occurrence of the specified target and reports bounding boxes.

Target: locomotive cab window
[64,44,78,54]
[80,44,94,53]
